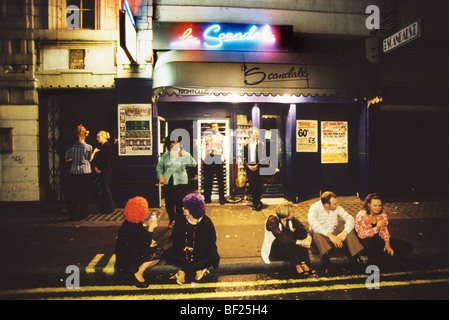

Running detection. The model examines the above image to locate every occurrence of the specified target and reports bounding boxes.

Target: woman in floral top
[355,193,411,269]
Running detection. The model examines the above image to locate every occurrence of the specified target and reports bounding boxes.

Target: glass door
[195,119,231,201]
[157,116,167,207]
[261,115,283,196]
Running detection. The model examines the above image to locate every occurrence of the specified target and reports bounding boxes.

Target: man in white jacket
[308,191,364,274]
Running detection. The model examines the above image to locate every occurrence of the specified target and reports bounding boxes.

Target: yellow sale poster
[296,120,318,152]
[321,121,348,164]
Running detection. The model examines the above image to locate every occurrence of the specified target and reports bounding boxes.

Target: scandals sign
[153,22,293,52]
[243,64,309,86]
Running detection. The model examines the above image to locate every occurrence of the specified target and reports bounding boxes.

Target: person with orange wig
[115,196,162,288]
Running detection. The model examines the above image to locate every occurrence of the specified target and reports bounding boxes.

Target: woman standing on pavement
[156,138,197,228]
[164,193,220,285]
[92,131,115,214]
[261,201,316,277]
[65,124,93,221]
[355,193,412,270]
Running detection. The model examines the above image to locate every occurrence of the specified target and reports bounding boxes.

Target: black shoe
[321,254,333,276]
[219,199,226,205]
[131,274,149,288]
[255,203,263,211]
[322,265,336,277]
[350,254,367,273]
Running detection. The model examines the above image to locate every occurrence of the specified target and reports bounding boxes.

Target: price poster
[296,120,318,152]
[118,104,153,156]
[321,121,348,163]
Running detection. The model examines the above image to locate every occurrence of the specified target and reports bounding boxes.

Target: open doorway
[159,119,231,201]
[165,120,198,195]
[38,89,117,205]
[260,114,284,196]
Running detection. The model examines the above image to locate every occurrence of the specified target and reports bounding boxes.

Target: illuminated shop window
[66,0,96,29]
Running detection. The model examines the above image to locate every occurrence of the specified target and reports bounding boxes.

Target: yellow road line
[2,268,449,297]
[102,254,116,275]
[85,254,104,274]
[46,278,449,300]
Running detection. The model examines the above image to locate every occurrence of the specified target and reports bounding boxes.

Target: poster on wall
[118,104,152,156]
[321,121,348,164]
[296,120,318,152]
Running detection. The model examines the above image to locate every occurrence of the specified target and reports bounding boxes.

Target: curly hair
[123,196,149,223]
[182,193,206,219]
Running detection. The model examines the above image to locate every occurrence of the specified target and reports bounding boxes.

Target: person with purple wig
[163,193,220,285]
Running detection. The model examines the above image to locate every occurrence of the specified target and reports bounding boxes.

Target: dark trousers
[203,162,225,202]
[269,228,311,267]
[359,235,413,269]
[164,183,188,223]
[98,172,115,213]
[68,173,91,220]
[246,169,263,206]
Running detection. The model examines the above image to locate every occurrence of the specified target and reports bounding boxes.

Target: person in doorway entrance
[65,124,93,221]
[115,196,163,288]
[355,193,412,270]
[243,127,266,211]
[157,138,197,228]
[203,122,226,205]
[163,193,220,285]
[91,131,115,214]
[308,191,365,275]
[261,201,316,278]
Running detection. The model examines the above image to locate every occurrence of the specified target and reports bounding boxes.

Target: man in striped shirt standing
[65,124,94,220]
[308,191,364,275]
[203,122,226,205]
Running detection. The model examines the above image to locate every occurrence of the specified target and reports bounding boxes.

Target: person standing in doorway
[203,122,226,205]
[157,138,197,228]
[65,124,93,221]
[243,127,265,211]
[92,130,115,214]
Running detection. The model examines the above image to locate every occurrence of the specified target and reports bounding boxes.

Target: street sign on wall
[383,20,421,53]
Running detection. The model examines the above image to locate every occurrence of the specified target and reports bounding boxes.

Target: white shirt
[308,200,355,236]
[249,140,257,164]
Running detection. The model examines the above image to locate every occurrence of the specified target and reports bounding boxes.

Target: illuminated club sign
[153,22,293,52]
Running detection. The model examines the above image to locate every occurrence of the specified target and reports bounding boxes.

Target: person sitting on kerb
[308,191,365,275]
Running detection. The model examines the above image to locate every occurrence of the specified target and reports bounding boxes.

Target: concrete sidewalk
[1,196,449,275]
[160,197,449,273]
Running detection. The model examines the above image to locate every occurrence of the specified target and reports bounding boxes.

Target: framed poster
[118,104,153,156]
[321,121,348,164]
[296,120,318,152]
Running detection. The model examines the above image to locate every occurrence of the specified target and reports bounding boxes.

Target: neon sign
[202,24,276,49]
[154,22,292,52]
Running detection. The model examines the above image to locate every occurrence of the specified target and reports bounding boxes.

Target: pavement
[1,196,449,276]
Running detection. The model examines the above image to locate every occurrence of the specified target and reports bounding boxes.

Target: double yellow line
[2,268,449,300]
